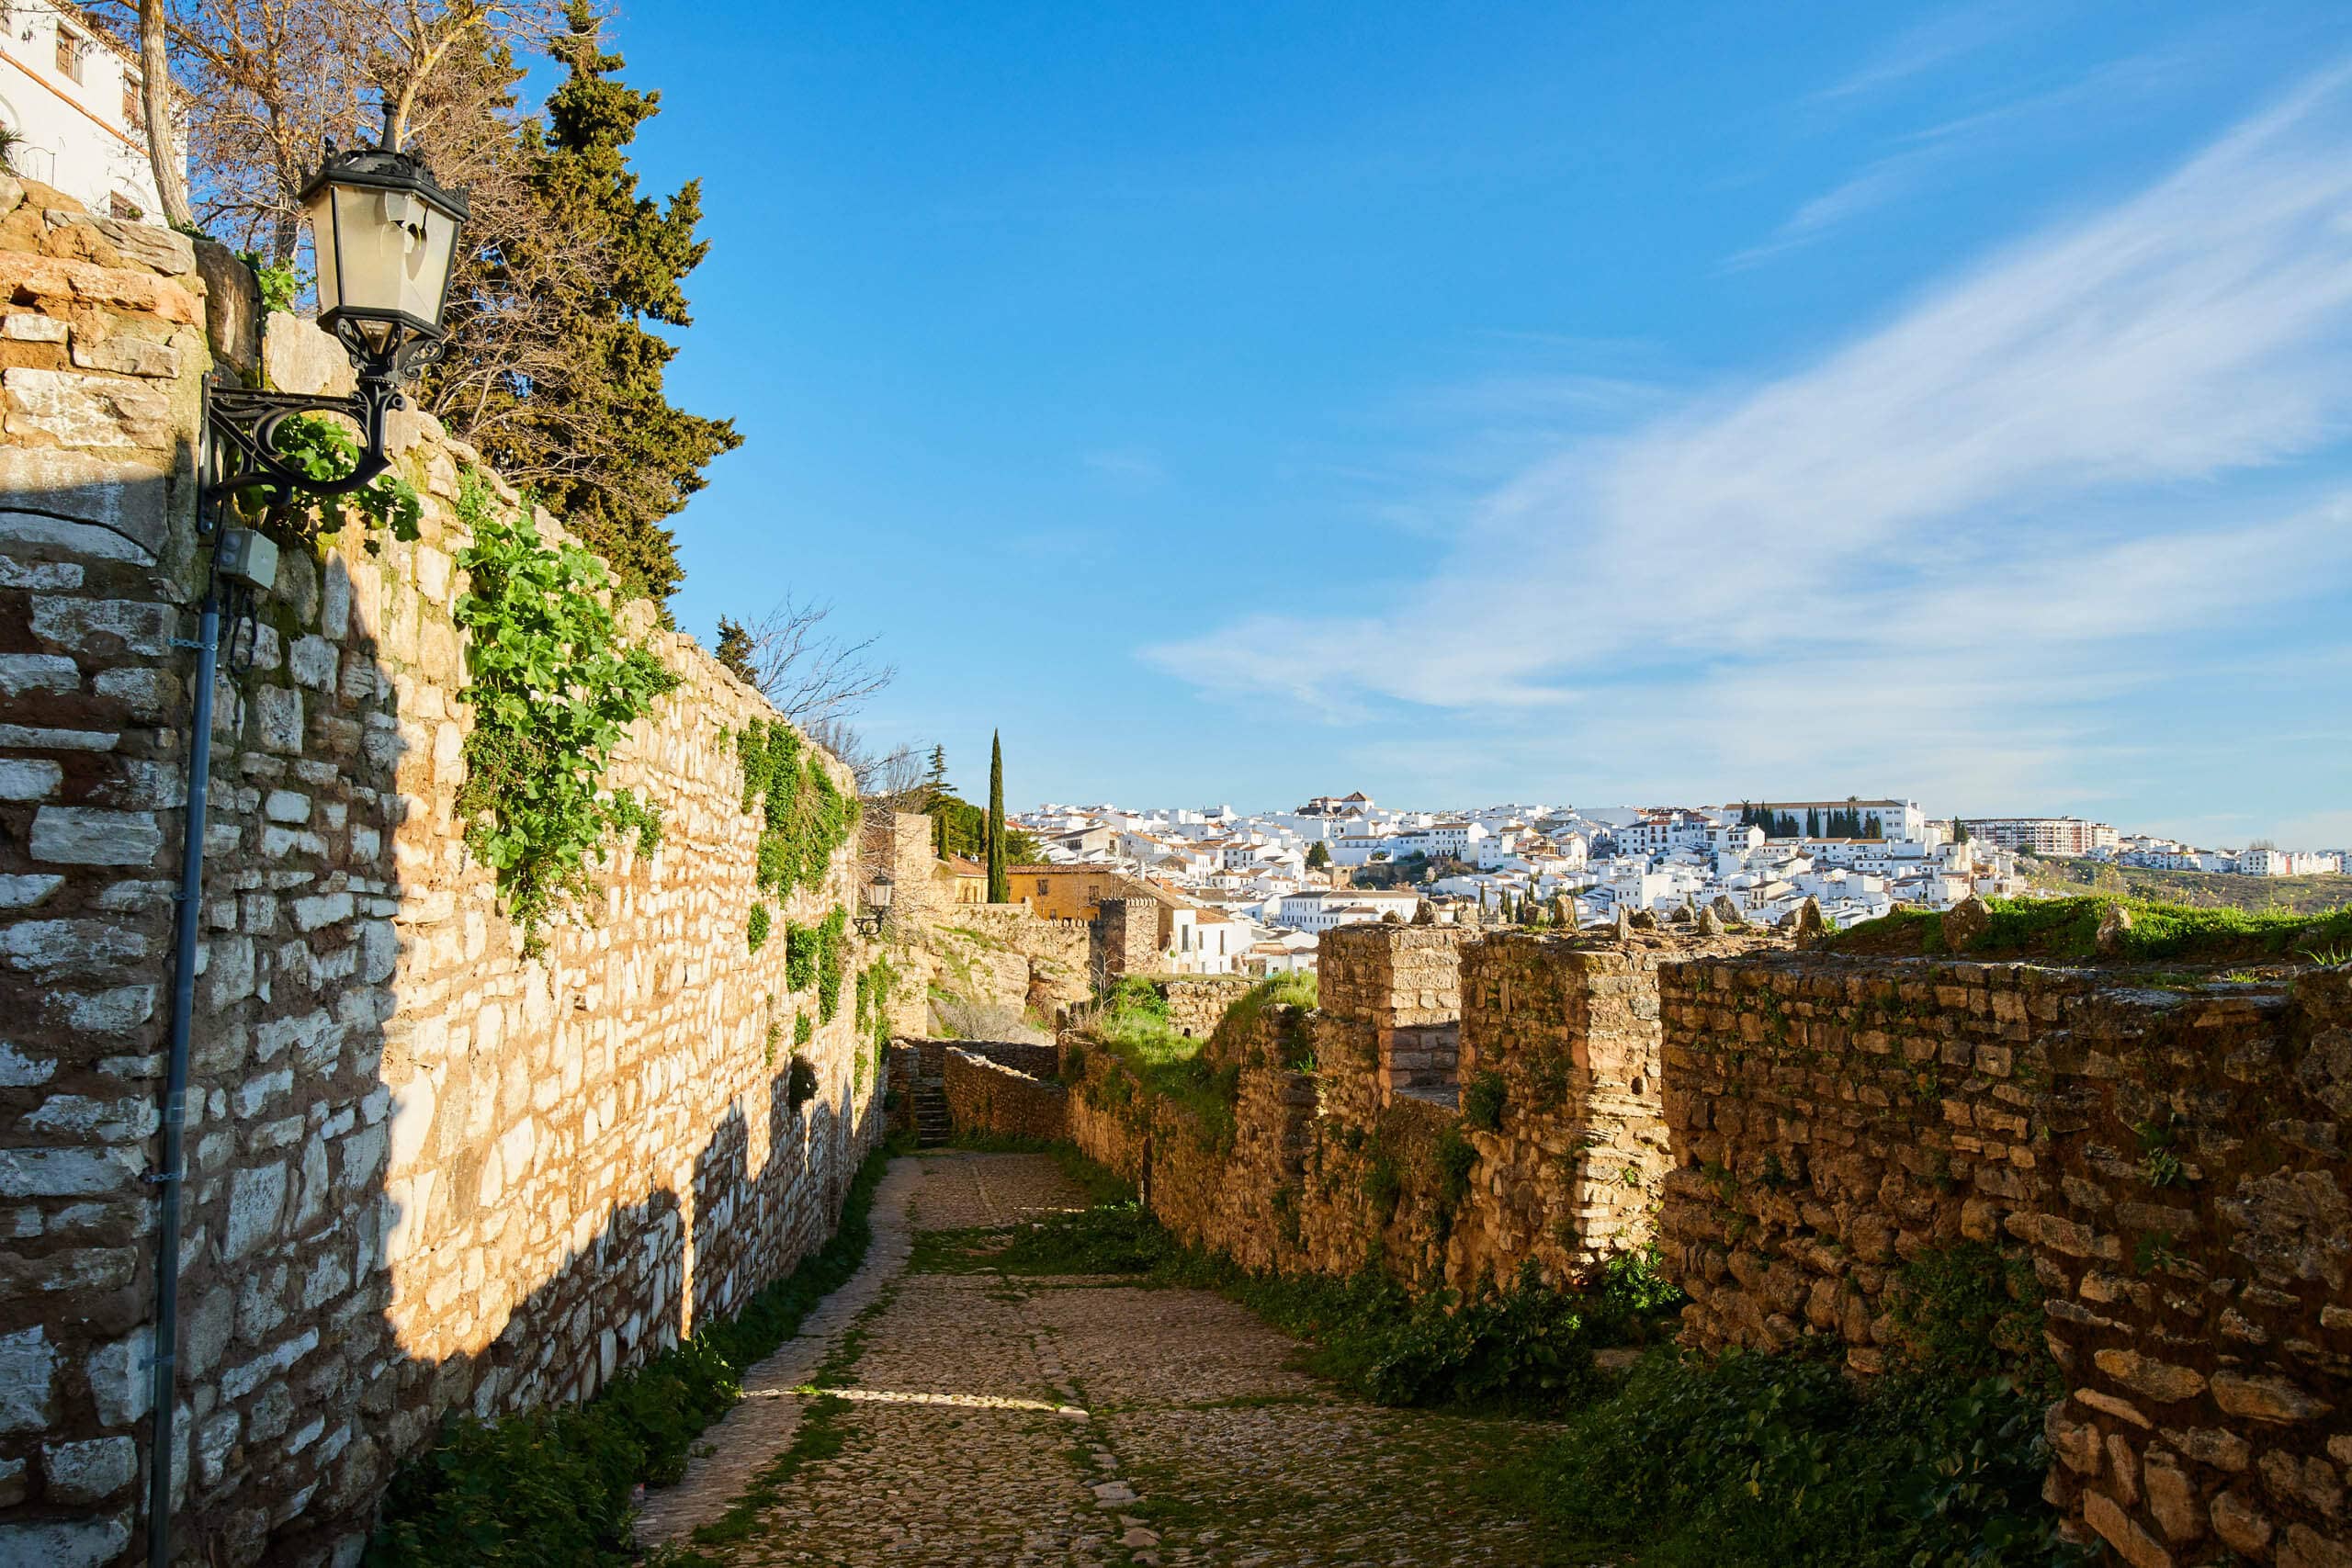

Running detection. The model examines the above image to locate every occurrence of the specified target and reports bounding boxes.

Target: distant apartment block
[0,1,173,217]
[1968,817,2120,858]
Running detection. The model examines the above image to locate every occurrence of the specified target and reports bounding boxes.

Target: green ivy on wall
[854,953,897,1087]
[263,413,424,543]
[452,472,681,954]
[735,718,858,900]
[785,908,850,1020]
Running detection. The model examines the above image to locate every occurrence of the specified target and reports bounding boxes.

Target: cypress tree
[986,731,1009,904]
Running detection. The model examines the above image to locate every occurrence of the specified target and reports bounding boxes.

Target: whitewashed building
[0,2,173,219]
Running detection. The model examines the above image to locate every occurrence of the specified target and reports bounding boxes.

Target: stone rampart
[1453,931,1766,1283]
[1158,975,1251,1039]
[1319,924,1465,1101]
[0,183,882,1565]
[942,1048,1068,1143]
[1657,953,2352,1566]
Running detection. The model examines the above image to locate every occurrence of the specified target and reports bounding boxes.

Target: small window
[122,80,144,133]
[55,28,82,83]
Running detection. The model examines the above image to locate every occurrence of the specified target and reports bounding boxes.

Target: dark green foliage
[452,479,681,953]
[785,920,817,990]
[1493,1350,2077,1568]
[713,616,757,685]
[1306,840,1331,869]
[1462,1070,1507,1133]
[261,414,422,541]
[1490,1238,2072,1568]
[1891,1244,2047,1382]
[986,730,1009,904]
[817,907,848,1022]
[1435,1124,1479,1213]
[786,908,849,1021]
[854,955,897,1080]
[745,903,770,953]
[438,6,742,606]
[794,1012,813,1048]
[241,249,301,312]
[1830,894,2352,964]
[367,1148,888,1566]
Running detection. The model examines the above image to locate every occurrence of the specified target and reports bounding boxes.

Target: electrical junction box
[215,529,279,593]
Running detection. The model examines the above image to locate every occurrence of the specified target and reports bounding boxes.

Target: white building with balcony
[0,3,174,219]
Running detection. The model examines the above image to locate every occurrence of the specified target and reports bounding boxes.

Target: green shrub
[746,904,771,953]
[1492,1350,2077,1568]
[368,1148,888,1566]
[1832,894,2352,965]
[1462,1070,1507,1132]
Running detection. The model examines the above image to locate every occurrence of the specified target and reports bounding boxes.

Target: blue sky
[608,1,2352,844]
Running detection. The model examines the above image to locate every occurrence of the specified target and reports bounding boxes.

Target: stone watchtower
[1090,897,1161,985]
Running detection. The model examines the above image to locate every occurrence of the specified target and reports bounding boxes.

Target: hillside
[2018,855,2352,916]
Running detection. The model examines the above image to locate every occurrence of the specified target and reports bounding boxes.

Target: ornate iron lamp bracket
[198,323,449,524]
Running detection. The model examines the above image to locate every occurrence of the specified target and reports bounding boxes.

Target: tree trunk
[139,0,194,227]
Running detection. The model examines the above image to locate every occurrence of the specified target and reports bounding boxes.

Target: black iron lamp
[201,135,469,510]
[860,871,896,934]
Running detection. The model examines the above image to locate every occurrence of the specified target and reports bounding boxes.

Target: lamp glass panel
[324,184,459,325]
[305,187,341,315]
[328,184,404,315]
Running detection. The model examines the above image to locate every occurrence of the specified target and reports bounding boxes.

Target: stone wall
[1656,953,2352,1567]
[868,812,1089,1033]
[0,182,883,1565]
[1156,976,1250,1039]
[941,1048,1068,1144]
[1091,897,1159,983]
[1319,925,1464,1100]
[1062,923,1777,1295]
[1454,931,1768,1284]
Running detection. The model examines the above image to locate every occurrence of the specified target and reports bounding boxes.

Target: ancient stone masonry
[1090,897,1160,984]
[1657,955,2062,1367]
[865,810,1089,1034]
[0,182,882,1566]
[1454,931,1766,1283]
[1155,976,1250,1040]
[1059,923,1771,1295]
[941,1048,1068,1144]
[1657,955,2352,1567]
[1319,926,1464,1101]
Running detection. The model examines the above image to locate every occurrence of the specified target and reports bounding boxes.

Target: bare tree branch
[720,595,897,730]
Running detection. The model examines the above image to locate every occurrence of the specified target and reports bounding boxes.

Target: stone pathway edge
[630,1156,922,1548]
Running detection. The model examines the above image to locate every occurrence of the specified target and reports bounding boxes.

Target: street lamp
[203,140,469,509]
[157,130,467,1568]
[860,871,896,935]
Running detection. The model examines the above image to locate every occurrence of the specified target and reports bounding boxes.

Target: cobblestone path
[640,1151,1560,1566]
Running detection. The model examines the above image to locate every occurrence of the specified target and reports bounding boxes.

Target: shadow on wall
[0,234,877,1564]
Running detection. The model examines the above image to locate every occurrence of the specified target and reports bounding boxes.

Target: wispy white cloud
[1145,67,2352,811]
[1813,1,2032,103]
[1723,160,1920,269]
[1730,52,2182,268]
